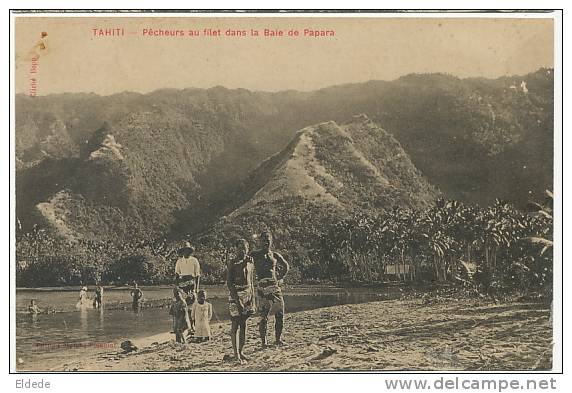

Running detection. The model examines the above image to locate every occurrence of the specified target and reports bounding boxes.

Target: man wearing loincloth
[227,238,256,363]
[175,242,201,332]
[251,231,290,347]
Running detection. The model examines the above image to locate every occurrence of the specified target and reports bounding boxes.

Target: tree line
[318,194,553,296]
[16,193,553,297]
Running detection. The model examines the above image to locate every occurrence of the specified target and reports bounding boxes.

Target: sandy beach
[51,297,552,372]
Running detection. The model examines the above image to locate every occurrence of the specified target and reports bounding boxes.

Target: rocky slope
[229,115,437,216]
[192,116,438,278]
[15,69,553,244]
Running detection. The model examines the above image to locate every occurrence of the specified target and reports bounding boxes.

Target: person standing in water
[130,282,143,312]
[28,299,41,323]
[227,238,256,362]
[93,285,103,308]
[76,286,89,309]
[251,231,289,348]
[28,299,40,314]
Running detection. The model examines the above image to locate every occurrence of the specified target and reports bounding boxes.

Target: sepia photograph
[10,10,560,374]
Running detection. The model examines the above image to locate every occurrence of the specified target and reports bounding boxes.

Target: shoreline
[15,282,429,292]
[16,283,432,314]
[27,297,552,372]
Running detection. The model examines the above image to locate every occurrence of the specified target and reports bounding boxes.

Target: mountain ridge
[15,69,553,244]
[225,116,438,220]
[189,116,438,278]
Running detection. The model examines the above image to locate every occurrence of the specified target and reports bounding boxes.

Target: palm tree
[524,190,554,255]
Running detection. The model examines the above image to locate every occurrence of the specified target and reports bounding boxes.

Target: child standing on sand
[169,289,191,343]
[191,289,213,342]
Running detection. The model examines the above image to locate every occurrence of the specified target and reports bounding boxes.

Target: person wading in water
[227,238,256,363]
[251,231,290,348]
[130,282,143,312]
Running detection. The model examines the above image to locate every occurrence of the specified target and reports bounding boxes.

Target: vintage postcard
[10,10,560,376]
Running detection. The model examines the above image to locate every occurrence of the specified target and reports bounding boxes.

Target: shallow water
[16,285,392,371]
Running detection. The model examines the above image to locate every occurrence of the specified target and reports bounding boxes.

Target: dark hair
[261,230,273,240]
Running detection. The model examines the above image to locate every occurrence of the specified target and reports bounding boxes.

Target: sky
[14,16,554,95]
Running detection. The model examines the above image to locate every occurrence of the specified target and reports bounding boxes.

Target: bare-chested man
[251,231,289,347]
[227,238,256,363]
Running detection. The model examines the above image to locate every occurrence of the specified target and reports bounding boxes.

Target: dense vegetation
[16,193,553,299]
[15,69,553,244]
[319,195,553,297]
[15,70,554,293]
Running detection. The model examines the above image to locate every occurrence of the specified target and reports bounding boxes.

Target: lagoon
[16,285,394,371]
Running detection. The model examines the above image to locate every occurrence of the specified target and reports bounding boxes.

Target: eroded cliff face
[15,69,553,243]
[191,117,438,269]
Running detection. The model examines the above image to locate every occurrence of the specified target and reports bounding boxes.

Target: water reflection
[29,313,38,325]
[16,286,389,370]
[99,306,104,327]
[79,308,87,331]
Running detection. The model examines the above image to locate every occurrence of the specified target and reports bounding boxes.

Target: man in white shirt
[175,242,201,305]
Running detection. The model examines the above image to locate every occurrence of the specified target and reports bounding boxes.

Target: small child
[191,289,213,342]
[169,289,191,343]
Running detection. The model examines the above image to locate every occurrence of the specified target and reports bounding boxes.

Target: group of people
[170,239,215,344]
[26,230,288,364]
[27,284,104,315]
[173,230,289,363]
